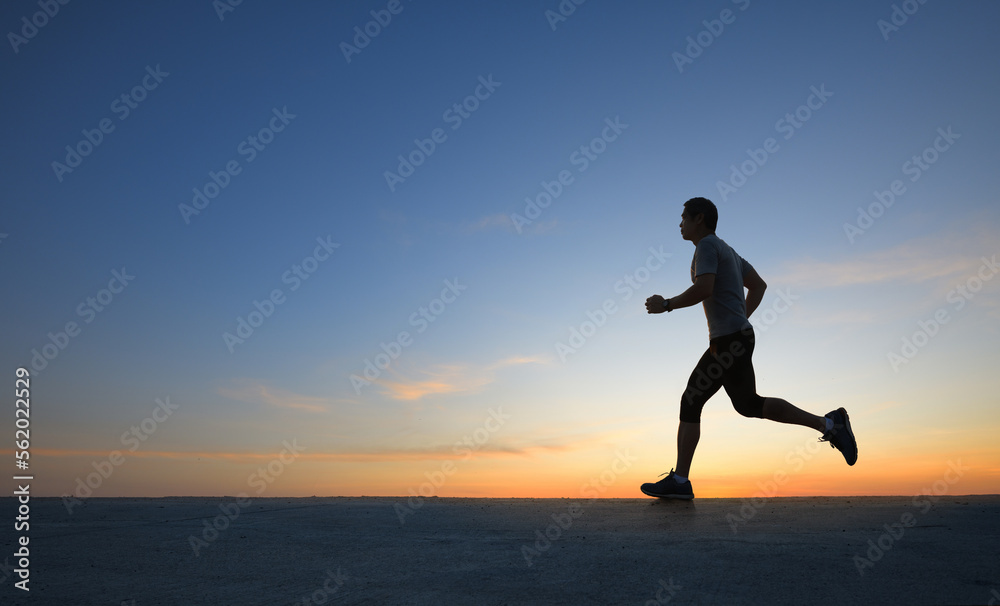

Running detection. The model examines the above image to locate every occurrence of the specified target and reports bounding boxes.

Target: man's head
[680,197,717,242]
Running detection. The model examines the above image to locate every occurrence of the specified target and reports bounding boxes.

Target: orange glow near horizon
[16,444,1000,499]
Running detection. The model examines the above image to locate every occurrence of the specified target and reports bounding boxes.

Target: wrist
[663,297,672,312]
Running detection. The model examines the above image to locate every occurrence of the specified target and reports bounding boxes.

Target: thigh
[720,329,758,400]
[683,346,725,405]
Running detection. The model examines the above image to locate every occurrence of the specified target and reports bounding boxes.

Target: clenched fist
[645,295,666,314]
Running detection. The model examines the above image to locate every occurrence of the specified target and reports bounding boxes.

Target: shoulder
[711,235,740,255]
[698,234,724,252]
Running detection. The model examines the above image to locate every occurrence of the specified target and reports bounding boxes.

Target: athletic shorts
[679,325,766,423]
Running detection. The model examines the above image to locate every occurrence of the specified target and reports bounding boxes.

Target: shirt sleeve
[738,255,754,279]
[694,239,719,277]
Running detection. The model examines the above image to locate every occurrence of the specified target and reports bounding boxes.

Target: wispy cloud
[29,439,585,463]
[464,213,514,233]
[463,213,559,235]
[488,354,550,369]
[517,218,559,235]
[771,228,1000,290]
[29,415,642,463]
[794,309,879,326]
[376,366,483,401]
[218,379,329,413]
[775,245,973,289]
[371,355,550,401]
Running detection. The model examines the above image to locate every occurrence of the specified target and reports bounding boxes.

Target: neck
[690,231,713,246]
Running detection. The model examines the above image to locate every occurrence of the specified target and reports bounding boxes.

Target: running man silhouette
[640,197,857,499]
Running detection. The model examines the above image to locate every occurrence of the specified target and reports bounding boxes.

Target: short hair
[683,197,718,232]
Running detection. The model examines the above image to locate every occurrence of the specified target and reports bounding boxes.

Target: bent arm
[743,266,767,318]
[669,273,715,310]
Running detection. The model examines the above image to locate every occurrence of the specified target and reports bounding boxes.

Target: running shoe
[640,469,694,500]
[820,407,858,465]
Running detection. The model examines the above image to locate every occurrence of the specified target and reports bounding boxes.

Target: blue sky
[1,0,998,498]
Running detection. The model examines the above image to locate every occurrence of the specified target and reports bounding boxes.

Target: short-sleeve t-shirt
[691,234,753,340]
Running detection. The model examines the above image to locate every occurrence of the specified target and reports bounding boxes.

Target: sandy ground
[1,495,998,605]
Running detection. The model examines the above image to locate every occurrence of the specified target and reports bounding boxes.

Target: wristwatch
[663,298,672,312]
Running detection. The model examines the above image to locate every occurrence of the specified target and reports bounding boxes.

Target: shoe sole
[640,486,694,500]
[837,407,858,466]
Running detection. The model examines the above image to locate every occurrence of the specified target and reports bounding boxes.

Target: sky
[1,0,998,502]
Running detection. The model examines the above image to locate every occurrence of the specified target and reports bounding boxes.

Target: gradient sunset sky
[2,0,998,500]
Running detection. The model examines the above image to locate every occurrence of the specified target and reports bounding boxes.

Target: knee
[732,394,765,419]
[680,391,705,423]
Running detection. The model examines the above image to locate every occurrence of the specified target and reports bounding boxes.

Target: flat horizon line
[6,494,999,500]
